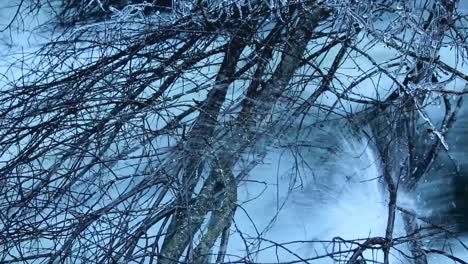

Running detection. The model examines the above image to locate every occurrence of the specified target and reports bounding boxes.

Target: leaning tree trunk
[158,5,328,263]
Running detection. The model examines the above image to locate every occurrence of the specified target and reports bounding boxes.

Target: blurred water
[230,121,468,263]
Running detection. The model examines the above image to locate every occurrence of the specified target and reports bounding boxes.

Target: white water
[229,125,468,263]
[228,127,402,263]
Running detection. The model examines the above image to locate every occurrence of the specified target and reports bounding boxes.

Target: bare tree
[0,0,467,263]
